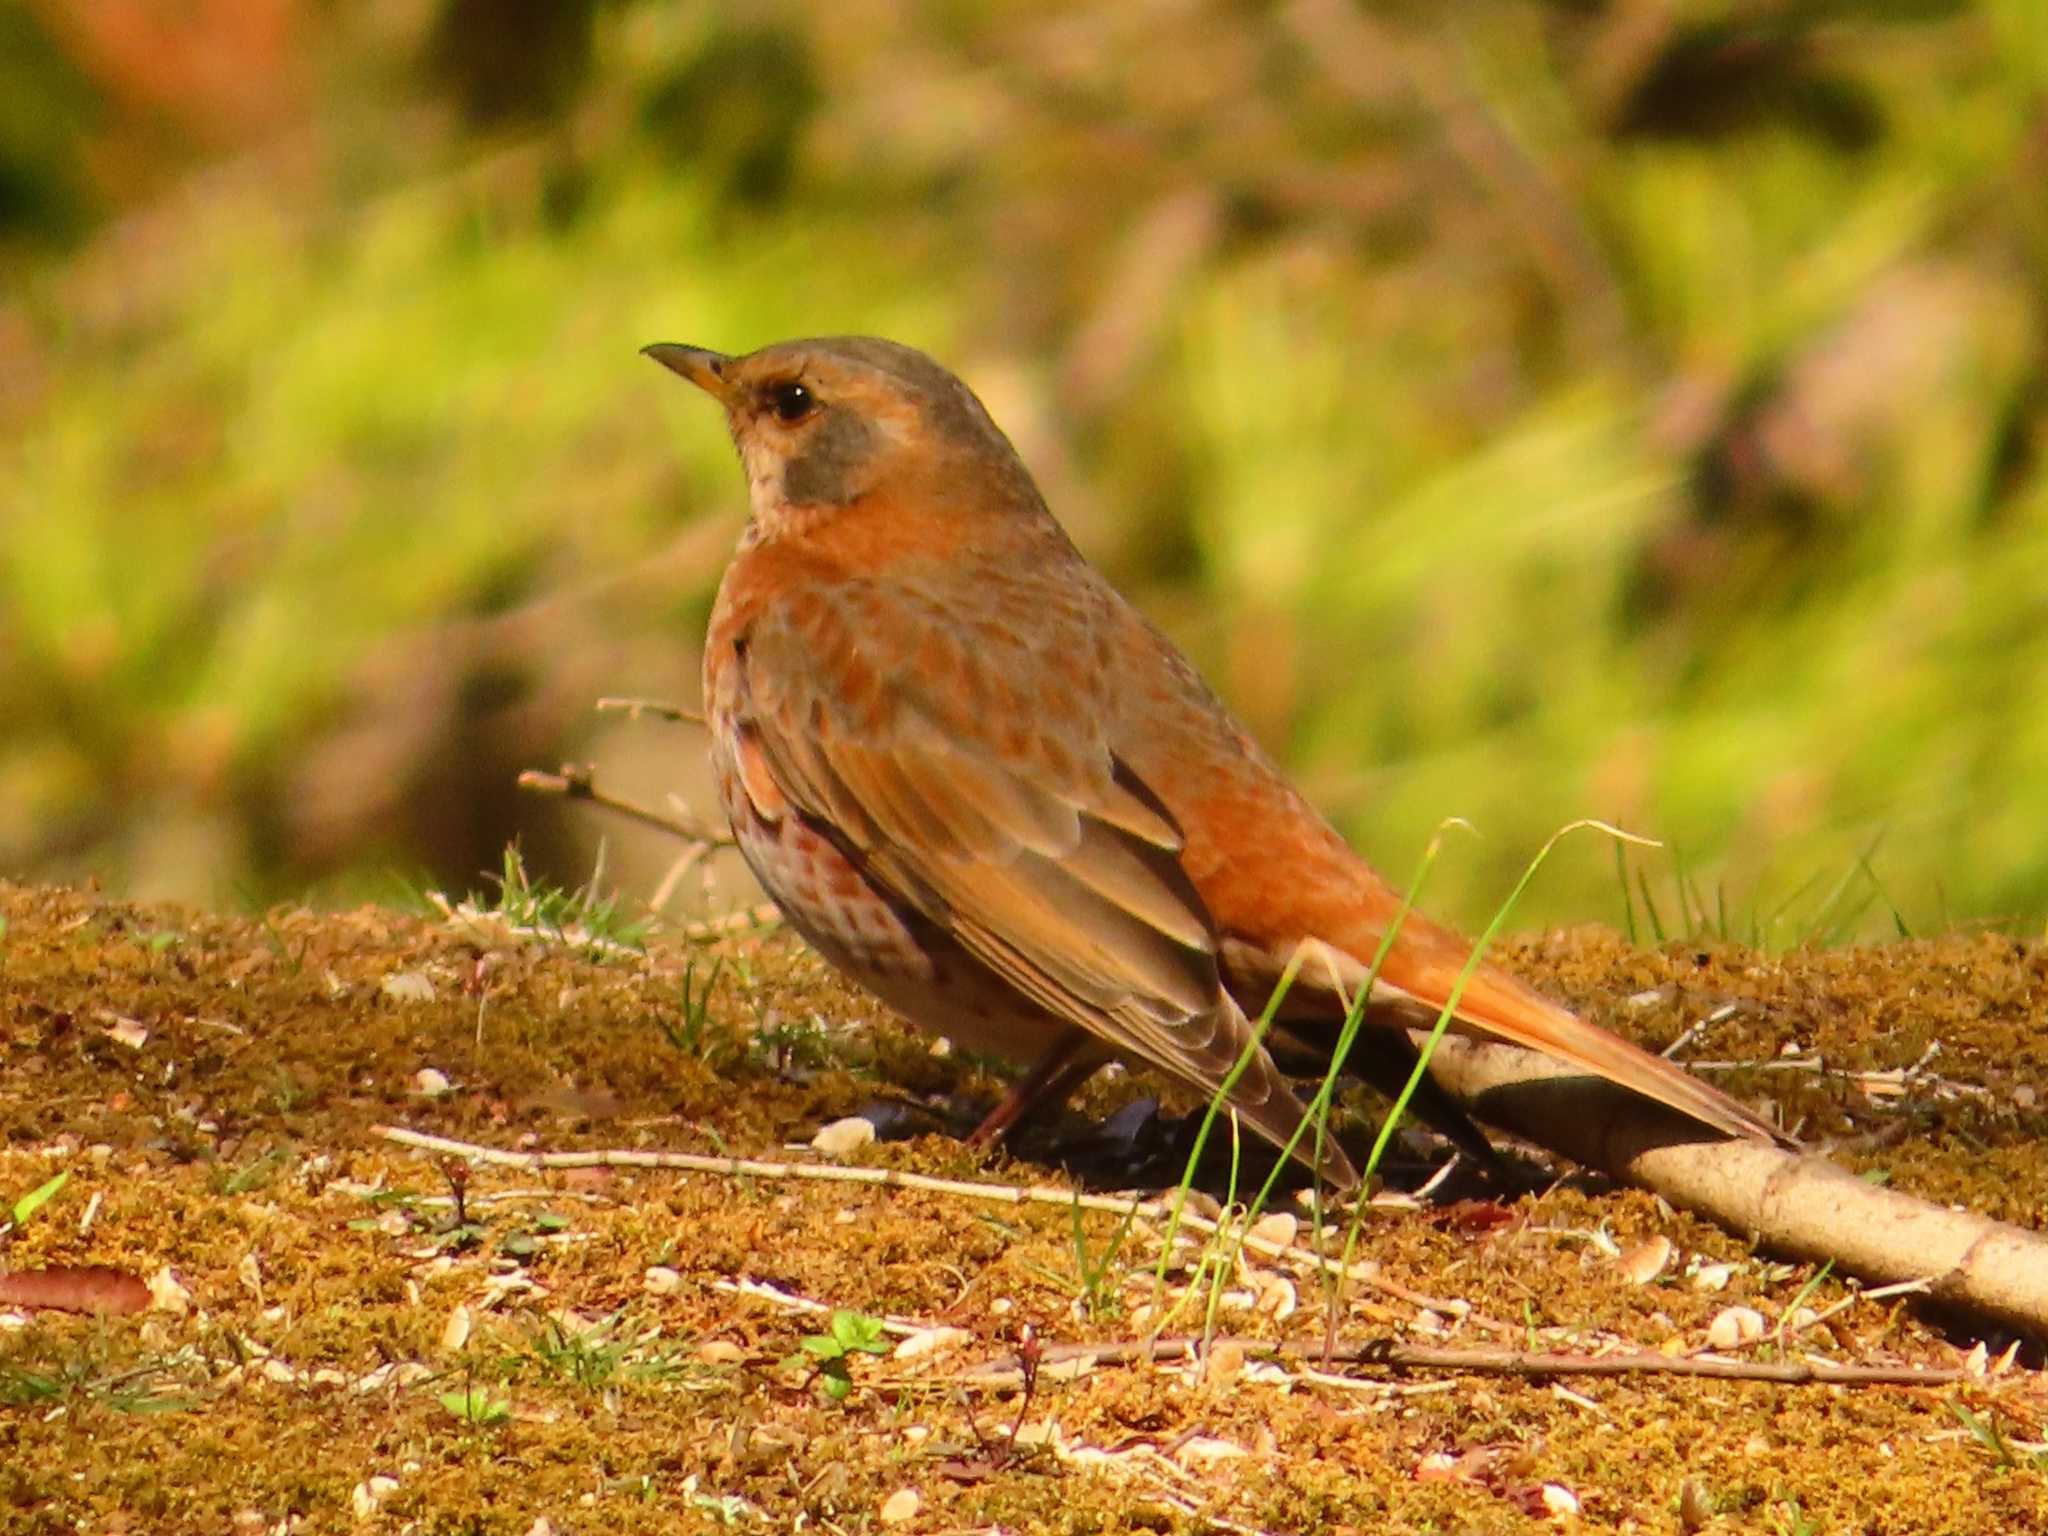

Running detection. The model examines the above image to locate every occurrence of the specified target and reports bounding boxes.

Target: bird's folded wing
[727,601,1323,1157]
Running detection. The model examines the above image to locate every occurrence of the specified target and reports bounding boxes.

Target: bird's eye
[766,381,815,424]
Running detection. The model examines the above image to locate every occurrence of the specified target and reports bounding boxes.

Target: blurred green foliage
[1,0,2045,939]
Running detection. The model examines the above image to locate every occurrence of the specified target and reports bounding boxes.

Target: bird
[645,335,1788,1191]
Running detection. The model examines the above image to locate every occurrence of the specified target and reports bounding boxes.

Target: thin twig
[678,904,782,940]
[964,1334,1967,1389]
[517,763,735,848]
[1684,1051,1996,1102]
[380,1125,1962,1395]
[595,696,706,726]
[708,1276,927,1337]
[371,1124,1477,1320]
[649,841,716,912]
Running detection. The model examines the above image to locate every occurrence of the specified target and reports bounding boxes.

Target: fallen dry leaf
[0,1265,150,1315]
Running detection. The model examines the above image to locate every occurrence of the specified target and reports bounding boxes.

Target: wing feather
[727,589,1354,1186]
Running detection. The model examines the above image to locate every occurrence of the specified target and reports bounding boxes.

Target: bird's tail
[1428,961,1792,1147]
[1340,907,1793,1149]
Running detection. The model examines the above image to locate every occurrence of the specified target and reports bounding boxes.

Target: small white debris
[1249,1271,1298,1320]
[1174,1436,1247,1467]
[102,1014,150,1050]
[1616,1235,1673,1285]
[1038,1351,1099,1383]
[148,1266,193,1315]
[643,1266,684,1296]
[878,1488,921,1524]
[1204,1341,1246,1385]
[1690,1261,1736,1292]
[1541,1483,1581,1519]
[441,1304,472,1353]
[478,1272,544,1308]
[892,1326,973,1362]
[1176,1189,1226,1222]
[351,1477,399,1521]
[1246,1211,1298,1248]
[410,1068,452,1098]
[353,1361,433,1394]
[696,1340,745,1365]
[1706,1305,1767,1350]
[1678,1478,1715,1531]
[524,1519,555,1536]
[811,1116,877,1157]
[380,970,437,1003]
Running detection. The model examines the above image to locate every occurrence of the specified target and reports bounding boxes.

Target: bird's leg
[966,1026,1101,1145]
[1335,1028,1509,1179]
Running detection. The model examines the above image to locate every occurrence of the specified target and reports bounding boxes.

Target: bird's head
[644,336,1045,537]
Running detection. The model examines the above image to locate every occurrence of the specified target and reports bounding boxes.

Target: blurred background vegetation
[3,0,2045,941]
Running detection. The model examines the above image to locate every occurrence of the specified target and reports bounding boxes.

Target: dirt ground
[3,876,2045,1534]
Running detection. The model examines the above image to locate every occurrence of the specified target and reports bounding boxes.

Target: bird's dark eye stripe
[767,381,815,422]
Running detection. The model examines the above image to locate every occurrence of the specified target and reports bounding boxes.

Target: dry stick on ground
[962,1336,1968,1390]
[1420,1035,2048,1338]
[374,1125,1993,1376]
[375,1125,1490,1330]
[377,1124,1964,1391]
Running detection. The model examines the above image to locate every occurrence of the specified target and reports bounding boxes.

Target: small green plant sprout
[1021,1193,1143,1321]
[749,1004,833,1074]
[1767,1485,1824,1536]
[438,1384,512,1427]
[660,955,729,1057]
[348,1161,545,1255]
[523,1314,643,1394]
[1949,1401,2048,1473]
[790,1309,890,1401]
[210,1146,289,1197]
[497,1210,570,1259]
[440,844,653,956]
[9,1170,70,1230]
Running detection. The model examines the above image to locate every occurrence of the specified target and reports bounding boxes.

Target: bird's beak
[641,343,735,405]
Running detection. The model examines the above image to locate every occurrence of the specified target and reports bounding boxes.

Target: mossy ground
[3,878,2045,1534]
